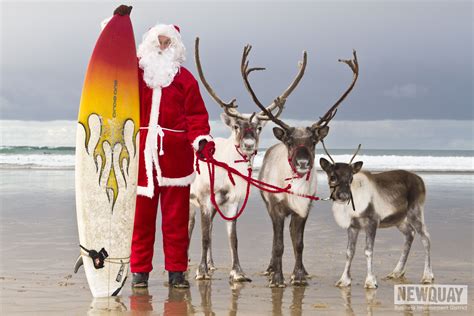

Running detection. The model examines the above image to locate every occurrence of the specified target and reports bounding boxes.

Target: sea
[0,120,472,172]
[1,146,473,173]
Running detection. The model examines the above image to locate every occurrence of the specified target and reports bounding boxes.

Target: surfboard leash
[79,245,130,269]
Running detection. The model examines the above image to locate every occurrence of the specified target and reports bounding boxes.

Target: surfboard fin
[74,255,83,273]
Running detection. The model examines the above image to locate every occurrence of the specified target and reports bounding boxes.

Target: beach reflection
[163,287,193,315]
[130,288,153,314]
[270,286,307,316]
[339,287,380,316]
[88,296,127,315]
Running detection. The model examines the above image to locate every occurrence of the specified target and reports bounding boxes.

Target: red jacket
[137,66,212,197]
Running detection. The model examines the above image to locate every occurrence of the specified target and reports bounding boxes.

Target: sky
[0,0,472,149]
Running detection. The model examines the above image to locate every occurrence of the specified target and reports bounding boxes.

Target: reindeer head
[273,124,329,176]
[320,144,363,204]
[220,112,266,155]
[248,50,359,177]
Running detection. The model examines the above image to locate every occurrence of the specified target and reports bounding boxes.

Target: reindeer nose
[297,159,309,169]
[337,191,351,201]
[243,139,255,151]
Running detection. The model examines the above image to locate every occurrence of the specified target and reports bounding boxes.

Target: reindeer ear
[220,113,232,127]
[273,127,286,141]
[320,158,332,172]
[351,161,363,174]
[314,126,329,141]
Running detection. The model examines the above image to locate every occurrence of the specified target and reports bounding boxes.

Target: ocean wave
[1,152,472,173]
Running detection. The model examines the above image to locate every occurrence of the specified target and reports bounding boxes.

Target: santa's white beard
[138,46,182,89]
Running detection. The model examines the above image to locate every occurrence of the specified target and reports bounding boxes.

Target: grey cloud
[383,84,428,98]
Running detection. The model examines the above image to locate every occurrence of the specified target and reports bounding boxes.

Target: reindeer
[319,144,434,288]
[189,38,307,282]
[252,51,359,287]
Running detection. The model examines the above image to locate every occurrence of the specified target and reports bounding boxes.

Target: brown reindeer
[252,51,359,287]
[319,144,434,288]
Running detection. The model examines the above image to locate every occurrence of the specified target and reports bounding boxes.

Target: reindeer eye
[257,126,262,132]
[330,175,337,183]
[233,125,239,130]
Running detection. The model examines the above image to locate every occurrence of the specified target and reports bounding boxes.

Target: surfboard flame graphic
[79,114,138,212]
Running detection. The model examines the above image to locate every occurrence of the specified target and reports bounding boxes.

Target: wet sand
[0,169,473,315]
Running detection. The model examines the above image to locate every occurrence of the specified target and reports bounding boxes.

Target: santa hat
[142,23,182,46]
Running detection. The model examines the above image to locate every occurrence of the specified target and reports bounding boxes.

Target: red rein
[195,146,320,221]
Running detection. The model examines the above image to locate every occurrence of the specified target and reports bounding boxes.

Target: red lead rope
[195,146,320,221]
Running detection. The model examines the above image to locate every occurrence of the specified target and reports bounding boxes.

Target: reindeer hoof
[195,265,211,280]
[230,270,252,283]
[269,273,286,288]
[364,275,378,289]
[291,271,308,286]
[262,266,274,276]
[385,270,406,280]
[335,276,351,288]
[421,273,434,284]
[290,278,308,287]
[195,273,211,280]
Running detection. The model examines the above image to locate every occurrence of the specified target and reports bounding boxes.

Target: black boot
[168,271,190,288]
[131,272,149,288]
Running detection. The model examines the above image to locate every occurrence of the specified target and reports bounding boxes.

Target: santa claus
[113,5,213,288]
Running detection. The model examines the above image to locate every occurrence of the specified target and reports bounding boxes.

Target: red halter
[285,145,312,181]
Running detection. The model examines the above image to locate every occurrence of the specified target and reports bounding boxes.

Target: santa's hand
[113,5,133,16]
[197,140,215,159]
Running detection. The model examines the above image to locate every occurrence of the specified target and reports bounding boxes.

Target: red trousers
[130,181,190,273]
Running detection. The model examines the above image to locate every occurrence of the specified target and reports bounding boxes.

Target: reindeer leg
[187,203,196,264]
[364,220,378,289]
[386,220,415,280]
[269,209,286,288]
[336,226,359,287]
[207,209,217,271]
[196,206,212,280]
[227,218,252,282]
[411,207,434,284]
[290,212,308,286]
[188,203,196,242]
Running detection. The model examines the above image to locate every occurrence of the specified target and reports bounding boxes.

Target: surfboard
[75,14,140,297]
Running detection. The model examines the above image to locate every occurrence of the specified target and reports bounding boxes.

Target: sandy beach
[0,168,473,315]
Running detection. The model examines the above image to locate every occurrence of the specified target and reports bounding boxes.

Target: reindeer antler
[348,144,362,164]
[241,45,307,130]
[321,140,335,164]
[195,37,247,120]
[312,50,359,129]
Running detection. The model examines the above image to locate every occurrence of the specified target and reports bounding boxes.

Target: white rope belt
[140,125,186,156]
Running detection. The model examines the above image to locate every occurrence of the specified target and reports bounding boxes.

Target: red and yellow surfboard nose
[78,14,140,209]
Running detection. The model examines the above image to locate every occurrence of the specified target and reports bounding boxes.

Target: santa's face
[137,26,186,88]
[158,35,172,52]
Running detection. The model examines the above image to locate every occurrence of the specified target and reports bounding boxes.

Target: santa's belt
[140,125,186,156]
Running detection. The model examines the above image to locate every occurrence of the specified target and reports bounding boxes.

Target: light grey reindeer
[189,38,306,282]
[252,51,359,287]
[319,144,434,288]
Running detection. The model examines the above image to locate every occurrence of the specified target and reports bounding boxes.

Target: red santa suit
[131,24,212,273]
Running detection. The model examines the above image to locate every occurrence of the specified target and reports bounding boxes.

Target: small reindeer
[319,145,434,288]
[253,52,359,287]
[189,38,305,282]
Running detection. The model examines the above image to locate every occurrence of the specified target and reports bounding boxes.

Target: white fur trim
[192,135,213,150]
[137,185,154,198]
[160,172,196,187]
[137,88,196,198]
[100,16,112,31]
[137,88,161,198]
